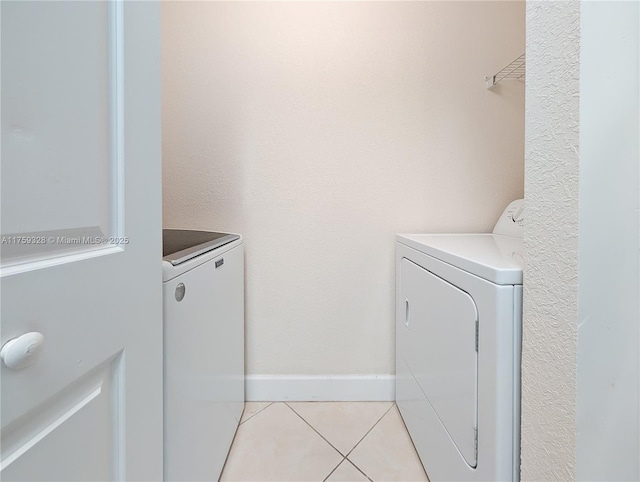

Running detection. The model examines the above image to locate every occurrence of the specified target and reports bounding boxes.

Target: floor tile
[240,401,272,424]
[325,459,370,482]
[288,401,392,455]
[348,406,428,482]
[220,403,343,482]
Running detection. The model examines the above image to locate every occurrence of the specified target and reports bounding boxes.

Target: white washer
[162,230,244,482]
[396,200,524,481]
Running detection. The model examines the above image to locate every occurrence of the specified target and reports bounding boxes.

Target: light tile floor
[220,402,429,482]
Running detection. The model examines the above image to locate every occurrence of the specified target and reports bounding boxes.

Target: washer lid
[163,229,240,265]
[397,233,523,285]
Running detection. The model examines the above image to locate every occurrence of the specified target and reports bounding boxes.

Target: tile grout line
[345,402,396,459]
[219,402,255,479]
[283,402,348,458]
[349,403,429,482]
[222,403,275,479]
[343,403,397,481]
[220,400,273,477]
[225,401,424,482]
[342,458,375,482]
[287,401,394,482]
[394,403,431,481]
[322,456,347,482]
[239,401,275,425]
[282,402,347,482]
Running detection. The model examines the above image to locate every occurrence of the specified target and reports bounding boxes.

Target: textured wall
[522,1,580,480]
[577,2,640,480]
[162,2,525,377]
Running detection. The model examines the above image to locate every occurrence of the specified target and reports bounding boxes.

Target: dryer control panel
[492,199,525,237]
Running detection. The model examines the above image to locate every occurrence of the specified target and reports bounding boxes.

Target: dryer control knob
[512,205,525,223]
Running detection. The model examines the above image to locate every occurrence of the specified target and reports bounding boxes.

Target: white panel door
[0,1,163,481]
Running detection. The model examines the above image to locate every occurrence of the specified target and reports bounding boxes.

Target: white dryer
[396,200,524,481]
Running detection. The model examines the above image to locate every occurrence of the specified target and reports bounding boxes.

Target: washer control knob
[1,332,44,369]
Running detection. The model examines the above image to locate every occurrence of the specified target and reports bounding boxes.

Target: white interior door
[0,1,163,480]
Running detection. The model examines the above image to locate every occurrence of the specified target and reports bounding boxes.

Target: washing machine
[162,230,244,482]
[396,200,524,481]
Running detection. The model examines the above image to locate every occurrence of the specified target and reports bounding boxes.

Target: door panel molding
[1,0,125,269]
[1,352,123,478]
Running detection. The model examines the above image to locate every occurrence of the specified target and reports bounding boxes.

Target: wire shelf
[485,53,525,89]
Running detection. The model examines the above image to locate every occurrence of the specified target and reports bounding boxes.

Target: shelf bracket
[485,53,525,89]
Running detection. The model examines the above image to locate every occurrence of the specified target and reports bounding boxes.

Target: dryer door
[400,258,478,467]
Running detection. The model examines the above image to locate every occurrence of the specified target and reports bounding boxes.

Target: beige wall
[522,1,580,479]
[162,2,524,379]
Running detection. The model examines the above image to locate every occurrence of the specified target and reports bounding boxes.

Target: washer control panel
[492,199,525,237]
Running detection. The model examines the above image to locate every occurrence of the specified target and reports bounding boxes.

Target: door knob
[1,332,44,369]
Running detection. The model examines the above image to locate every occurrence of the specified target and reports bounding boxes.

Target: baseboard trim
[245,375,395,402]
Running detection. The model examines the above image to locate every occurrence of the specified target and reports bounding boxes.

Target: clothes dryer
[396,200,524,481]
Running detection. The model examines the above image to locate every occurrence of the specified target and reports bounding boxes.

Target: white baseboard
[245,375,395,402]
